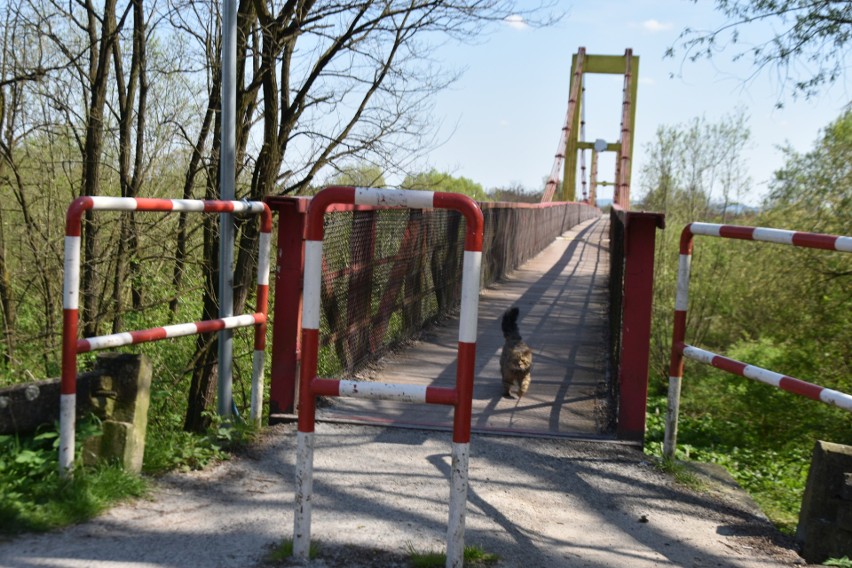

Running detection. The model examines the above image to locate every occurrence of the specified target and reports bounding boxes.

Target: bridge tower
[541,48,639,209]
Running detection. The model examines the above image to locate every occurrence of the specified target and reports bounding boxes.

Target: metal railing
[60,197,272,476]
[292,186,484,568]
[664,222,852,459]
[266,196,599,416]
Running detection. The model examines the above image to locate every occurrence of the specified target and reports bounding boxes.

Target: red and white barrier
[664,223,852,459]
[293,186,483,568]
[61,196,272,476]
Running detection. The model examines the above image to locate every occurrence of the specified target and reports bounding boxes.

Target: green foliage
[266,538,321,561]
[0,419,147,534]
[403,169,489,201]
[641,109,851,534]
[406,542,499,568]
[144,410,256,475]
[328,164,387,188]
[824,557,852,568]
[488,183,541,203]
[653,455,705,491]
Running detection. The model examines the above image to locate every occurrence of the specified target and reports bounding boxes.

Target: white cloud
[503,14,529,30]
[642,19,673,33]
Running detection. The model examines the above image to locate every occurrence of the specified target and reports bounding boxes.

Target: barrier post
[617,210,664,442]
[266,197,309,417]
[664,223,852,459]
[61,197,271,476]
[292,186,483,568]
[663,226,692,459]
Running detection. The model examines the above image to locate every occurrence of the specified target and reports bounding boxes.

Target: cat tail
[501,307,520,339]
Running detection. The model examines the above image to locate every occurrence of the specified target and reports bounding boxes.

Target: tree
[488,183,541,203]
[0,0,559,428]
[402,169,488,201]
[766,108,852,235]
[180,1,555,430]
[328,164,387,188]
[670,1,852,101]
[637,112,751,383]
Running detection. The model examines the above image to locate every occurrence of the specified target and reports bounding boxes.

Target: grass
[406,542,499,567]
[653,456,705,491]
[0,409,254,535]
[0,462,148,534]
[0,417,149,534]
[266,538,321,562]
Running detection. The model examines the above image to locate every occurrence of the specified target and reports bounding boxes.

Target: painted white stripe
[674,254,691,311]
[354,187,434,209]
[293,431,315,560]
[683,345,852,413]
[338,380,428,402]
[835,236,852,252]
[86,332,134,351]
[231,201,249,213]
[63,236,81,309]
[302,241,323,330]
[85,316,257,352]
[689,223,722,237]
[742,364,783,388]
[168,199,205,212]
[90,196,138,210]
[246,201,267,214]
[663,376,682,459]
[59,394,76,478]
[164,322,199,338]
[230,200,266,214]
[458,251,482,343]
[223,314,258,329]
[257,232,271,285]
[682,345,715,365]
[250,350,265,425]
[446,442,470,568]
[820,388,852,412]
[752,227,794,245]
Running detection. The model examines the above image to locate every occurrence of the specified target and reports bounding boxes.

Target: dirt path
[0,422,806,568]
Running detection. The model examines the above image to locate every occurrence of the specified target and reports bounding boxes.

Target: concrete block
[84,354,152,474]
[797,440,852,563]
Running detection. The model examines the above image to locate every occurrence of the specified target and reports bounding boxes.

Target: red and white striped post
[61,197,272,476]
[293,186,483,568]
[664,222,852,459]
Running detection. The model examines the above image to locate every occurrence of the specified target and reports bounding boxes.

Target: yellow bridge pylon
[541,48,638,209]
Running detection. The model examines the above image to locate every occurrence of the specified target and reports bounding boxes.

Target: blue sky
[418,0,850,205]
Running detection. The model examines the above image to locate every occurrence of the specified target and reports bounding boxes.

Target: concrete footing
[797,440,852,564]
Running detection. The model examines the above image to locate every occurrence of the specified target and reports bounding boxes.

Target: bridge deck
[318,215,614,439]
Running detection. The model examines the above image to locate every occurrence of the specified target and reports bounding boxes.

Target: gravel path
[0,422,806,568]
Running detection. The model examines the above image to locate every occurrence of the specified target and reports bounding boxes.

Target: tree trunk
[0,201,14,366]
[110,0,146,333]
[183,109,223,432]
[80,0,119,339]
[171,81,219,319]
